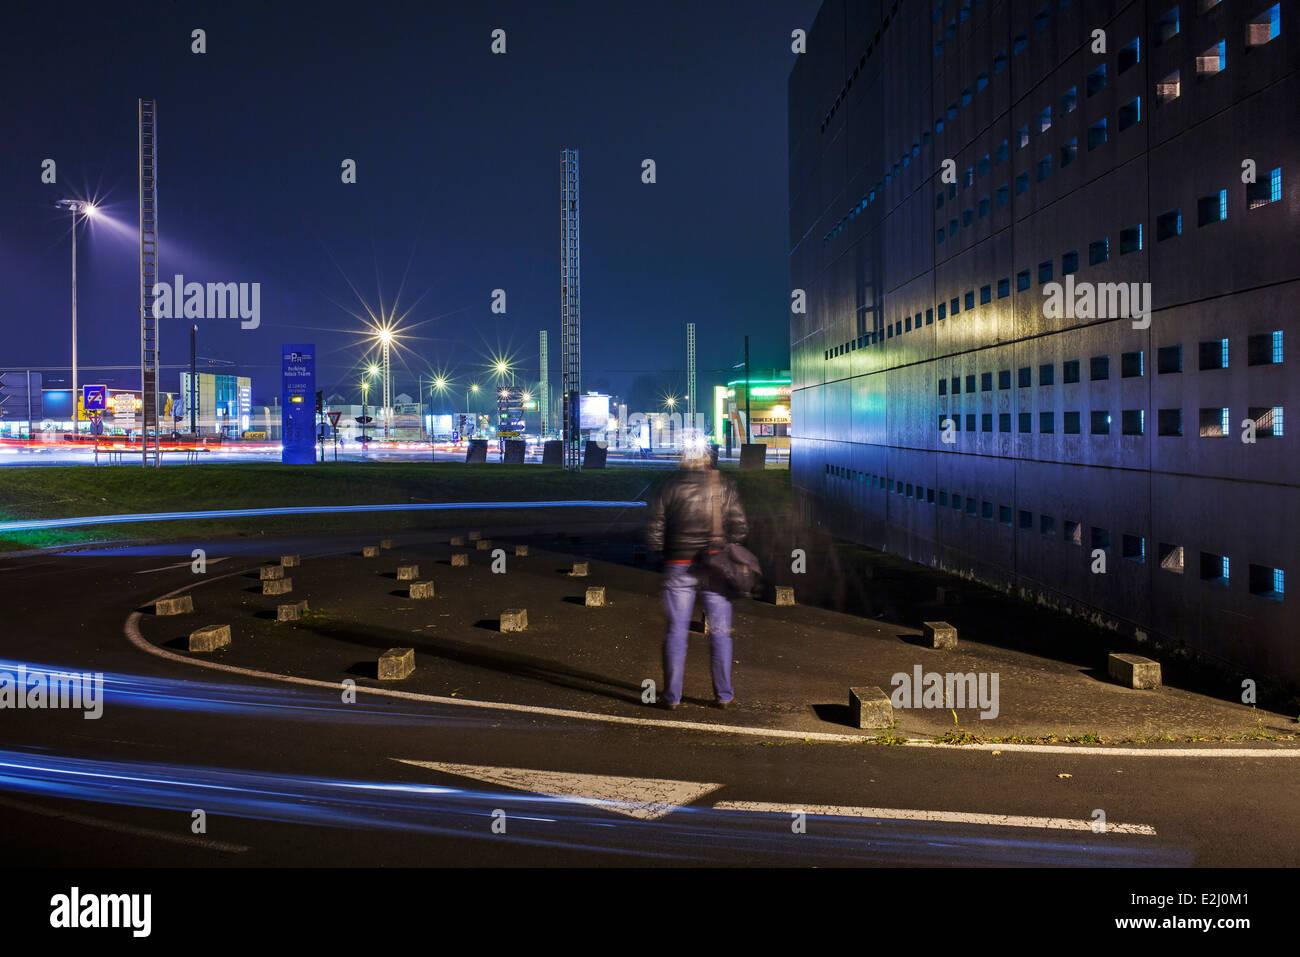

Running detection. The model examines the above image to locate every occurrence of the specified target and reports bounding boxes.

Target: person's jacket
[645,468,748,561]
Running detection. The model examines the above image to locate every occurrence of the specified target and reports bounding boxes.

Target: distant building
[179,372,253,436]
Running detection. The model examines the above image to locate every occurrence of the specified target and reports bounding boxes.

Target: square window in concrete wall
[1159,543,1185,573]
[1247,5,1281,47]
[1040,514,1056,537]
[1065,520,1082,545]
[1062,139,1078,166]
[963,207,974,226]
[1040,411,1055,433]
[1019,412,1032,432]
[997,184,1010,207]
[1157,70,1181,104]
[1000,413,1012,432]
[1247,167,1282,208]
[1122,409,1145,435]
[1018,269,1031,291]
[1087,64,1107,97]
[1198,189,1228,226]
[1090,238,1109,264]
[1157,209,1182,240]
[979,198,990,217]
[966,413,976,431]
[1247,331,1284,365]
[999,277,1011,298]
[1039,260,1054,284]
[982,413,993,432]
[1119,97,1141,130]
[1248,564,1285,600]
[927,308,934,324]
[1158,344,1182,373]
[1157,6,1180,44]
[1087,120,1107,150]
[1119,37,1140,73]
[1064,411,1081,433]
[981,372,993,391]
[1038,156,1052,181]
[1197,40,1226,76]
[1063,250,1079,274]
[999,370,1012,389]
[1019,367,1032,387]
[1092,527,1112,553]
[952,375,961,393]
[1247,406,1284,438]
[1199,407,1230,437]
[978,154,990,177]
[952,298,961,315]
[1091,410,1111,434]
[939,303,948,320]
[1016,172,1030,195]
[1199,338,1229,370]
[1019,509,1034,529]
[982,500,994,520]
[1000,505,1013,526]
[1034,6,1050,34]
[1091,355,1110,380]
[996,139,1009,163]
[1199,551,1230,585]
[1062,86,1077,113]
[1122,351,1144,377]
[994,50,1008,74]
[1016,125,1030,150]
[1064,360,1080,383]
[1014,31,1028,55]
[1040,363,1055,385]
[981,284,992,303]
[965,290,975,310]
[939,490,949,507]
[1121,224,1143,253]
[1123,534,1146,562]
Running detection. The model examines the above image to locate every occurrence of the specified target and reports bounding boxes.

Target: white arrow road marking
[133,557,230,575]
[713,801,1157,835]
[396,760,722,821]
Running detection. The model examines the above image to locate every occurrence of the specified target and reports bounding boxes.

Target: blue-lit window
[1089,238,1109,265]
[1122,351,1144,377]
[978,155,990,177]
[981,285,992,304]
[963,207,974,226]
[1198,189,1228,225]
[1016,125,1029,150]
[1157,6,1180,44]
[1063,250,1079,274]
[965,290,976,310]
[1221,407,1231,434]
[952,298,961,315]
[1087,120,1107,150]
[998,277,1011,298]
[1248,167,1282,208]
[1274,331,1284,363]
[976,71,989,92]
[1061,139,1078,166]
[1122,410,1145,435]
[926,309,933,325]
[1273,406,1284,437]
[1037,156,1051,181]
[1119,37,1140,73]
[996,184,1009,206]
[979,198,990,217]
[936,117,945,134]
[1121,225,1143,254]
[1015,172,1030,195]
[1119,97,1141,130]
[1014,32,1028,55]
[1087,63,1106,97]
[1061,86,1077,113]
[938,302,947,320]
[1156,209,1182,241]
[1034,5,1050,34]
[937,229,945,245]
[1038,107,1052,132]
[995,140,1009,164]
[994,51,1007,74]
[1017,269,1031,291]
[1247,5,1281,46]
[1038,260,1053,284]
[1197,40,1226,75]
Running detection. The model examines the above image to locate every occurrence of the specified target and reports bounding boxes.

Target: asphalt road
[0,534,1295,868]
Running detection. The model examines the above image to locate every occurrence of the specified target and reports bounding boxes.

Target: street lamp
[56,199,97,439]
[360,376,371,452]
[466,383,480,434]
[429,375,449,462]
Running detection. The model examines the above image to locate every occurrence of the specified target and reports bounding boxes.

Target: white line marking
[122,571,1300,757]
[397,760,721,820]
[0,794,250,852]
[134,557,230,575]
[712,801,1158,835]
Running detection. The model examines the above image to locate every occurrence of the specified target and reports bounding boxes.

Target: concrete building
[789,0,1298,682]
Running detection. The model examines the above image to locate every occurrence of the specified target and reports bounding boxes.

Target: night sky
[1,0,818,406]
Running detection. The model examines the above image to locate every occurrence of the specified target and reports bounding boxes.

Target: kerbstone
[379,647,415,680]
[189,624,230,652]
[923,621,958,650]
[1108,653,1162,689]
[850,686,893,730]
[155,596,194,616]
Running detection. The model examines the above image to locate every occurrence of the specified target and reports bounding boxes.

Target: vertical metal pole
[190,325,197,433]
[70,210,78,440]
[26,370,32,444]
[744,335,751,445]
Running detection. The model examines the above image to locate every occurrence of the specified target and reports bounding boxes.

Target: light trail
[0,500,647,533]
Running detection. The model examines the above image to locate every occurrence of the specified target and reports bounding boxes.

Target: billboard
[579,393,609,431]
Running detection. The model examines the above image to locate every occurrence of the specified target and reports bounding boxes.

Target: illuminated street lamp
[56,199,97,438]
[429,375,449,462]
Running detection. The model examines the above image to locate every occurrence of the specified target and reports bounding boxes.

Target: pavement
[129,527,1300,747]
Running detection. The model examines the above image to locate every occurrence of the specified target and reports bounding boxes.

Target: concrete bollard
[850,686,893,729]
[774,586,796,606]
[515,544,529,557]
[569,562,589,577]
[501,609,528,632]
[189,624,230,652]
[396,564,419,581]
[378,647,415,680]
[922,621,958,650]
[408,581,435,600]
[280,555,300,568]
[263,578,293,596]
[467,531,482,541]
[476,539,493,550]
[362,546,380,558]
[260,565,285,581]
[277,600,309,621]
[380,538,395,550]
[1108,653,1162,689]
[451,553,469,567]
[449,536,464,547]
[155,596,194,616]
[585,586,606,607]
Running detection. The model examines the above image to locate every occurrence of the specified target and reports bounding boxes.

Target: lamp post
[466,383,480,436]
[361,377,371,454]
[56,199,97,438]
[430,376,448,462]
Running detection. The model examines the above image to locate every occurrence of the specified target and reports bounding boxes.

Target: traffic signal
[315,390,323,414]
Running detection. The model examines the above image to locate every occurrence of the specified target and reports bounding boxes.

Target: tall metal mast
[139,98,160,466]
[687,322,697,428]
[560,149,582,470]
[538,329,550,436]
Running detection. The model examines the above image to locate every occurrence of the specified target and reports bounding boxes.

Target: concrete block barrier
[774,586,795,606]
[451,553,469,566]
[259,565,285,581]
[501,609,528,632]
[922,621,958,650]
[850,686,893,729]
[379,647,415,680]
[585,586,606,607]
[280,555,300,567]
[277,601,308,621]
[408,581,435,600]
[569,562,588,577]
[156,596,194,616]
[450,536,464,546]
[380,539,395,550]
[396,564,419,581]
[189,624,230,652]
[1108,653,1161,689]
[263,578,293,596]
[476,539,493,550]
[515,544,529,557]
[362,546,380,558]
[467,531,481,541]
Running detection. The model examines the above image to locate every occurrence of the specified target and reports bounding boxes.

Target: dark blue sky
[1,0,818,404]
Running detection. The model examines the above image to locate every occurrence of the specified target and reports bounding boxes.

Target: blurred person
[645,442,749,709]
